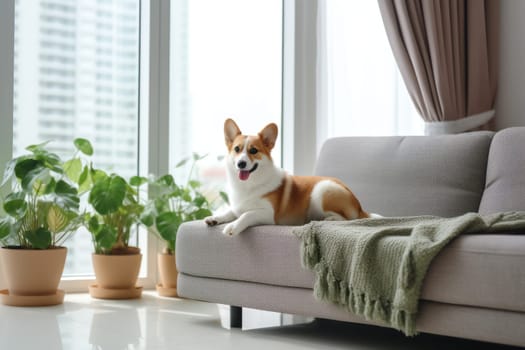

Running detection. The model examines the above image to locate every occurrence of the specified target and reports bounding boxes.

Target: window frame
[282,0,319,176]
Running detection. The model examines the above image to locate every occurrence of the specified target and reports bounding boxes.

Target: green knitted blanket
[293,211,525,336]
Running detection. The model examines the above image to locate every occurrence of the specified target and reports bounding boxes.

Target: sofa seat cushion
[422,233,525,312]
[177,222,315,289]
[177,221,525,313]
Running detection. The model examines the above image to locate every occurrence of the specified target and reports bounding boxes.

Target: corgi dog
[204,118,371,236]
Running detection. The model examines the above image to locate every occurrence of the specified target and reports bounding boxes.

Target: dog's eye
[234,146,240,153]
[249,148,258,155]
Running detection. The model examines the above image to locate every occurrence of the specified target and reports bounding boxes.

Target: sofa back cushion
[314,132,493,217]
[479,127,525,214]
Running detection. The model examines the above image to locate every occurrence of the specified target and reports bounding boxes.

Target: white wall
[495,0,525,130]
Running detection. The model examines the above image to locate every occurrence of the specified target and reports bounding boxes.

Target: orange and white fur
[205,119,372,236]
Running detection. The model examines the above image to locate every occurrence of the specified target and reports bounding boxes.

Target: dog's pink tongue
[239,170,250,181]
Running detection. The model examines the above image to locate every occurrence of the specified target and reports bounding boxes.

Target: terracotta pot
[158,253,178,288]
[0,247,67,296]
[92,253,142,289]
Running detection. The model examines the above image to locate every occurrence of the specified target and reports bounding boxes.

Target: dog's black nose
[237,160,247,169]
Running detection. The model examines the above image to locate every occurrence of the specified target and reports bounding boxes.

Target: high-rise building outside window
[13,0,142,277]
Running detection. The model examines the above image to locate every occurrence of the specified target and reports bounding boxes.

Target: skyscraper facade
[13,0,141,275]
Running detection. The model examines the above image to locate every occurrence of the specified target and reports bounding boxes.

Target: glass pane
[13,0,143,277]
[170,0,283,196]
[320,0,423,138]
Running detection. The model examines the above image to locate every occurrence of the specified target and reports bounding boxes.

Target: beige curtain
[378,0,499,134]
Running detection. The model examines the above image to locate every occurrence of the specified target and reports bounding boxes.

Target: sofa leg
[230,305,242,328]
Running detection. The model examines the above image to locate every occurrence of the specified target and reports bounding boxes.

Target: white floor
[0,291,520,350]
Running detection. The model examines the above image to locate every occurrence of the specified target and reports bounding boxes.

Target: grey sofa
[176,127,525,347]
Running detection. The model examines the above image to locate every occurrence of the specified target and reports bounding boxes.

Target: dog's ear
[224,118,241,149]
[258,123,278,151]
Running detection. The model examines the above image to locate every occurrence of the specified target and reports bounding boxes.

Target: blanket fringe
[312,258,418,336]
[301,229,320,269]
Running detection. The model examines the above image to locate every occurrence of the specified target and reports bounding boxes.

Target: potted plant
[86,165,148,300]
[141,154,222,297]
[0,139,90,306]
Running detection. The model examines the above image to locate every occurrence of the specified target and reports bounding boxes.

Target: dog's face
[223,118,278,182]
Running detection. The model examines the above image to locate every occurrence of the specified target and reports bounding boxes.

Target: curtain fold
[378,0,499,134]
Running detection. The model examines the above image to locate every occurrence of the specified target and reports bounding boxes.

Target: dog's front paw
[204,216,219,226]
[222,222,242,236]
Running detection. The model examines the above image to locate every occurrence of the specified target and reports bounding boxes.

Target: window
[11,0,149,285]
[317,0,423,150]
[169,0,283,190]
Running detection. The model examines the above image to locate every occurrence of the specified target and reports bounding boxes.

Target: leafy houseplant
[141,153,221,296]
[85,164,148,299]
[87,171,147,255]
[142,154,215,254]
[0,139,91,306]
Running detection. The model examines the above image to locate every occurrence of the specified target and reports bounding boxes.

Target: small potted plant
[0,139,90,306]
[141,154,222,297]
[86,165,148,300]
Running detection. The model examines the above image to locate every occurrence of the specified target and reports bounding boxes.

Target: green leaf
[78,166,92,194]
[139,205,156,227]
[78,165,89,185]
[89,175,127,215]
[64,158,82,183]
[193,208,212,220]
[25,141,52,153]
[129,175,147,187]
[182,190,192,202]
[25,227,52,249]
[3,198,27,218]
[55,180,76,195]
[192,152,207,161]
[35,151,62,172]
[36,201,52,227]
[0,217,14,239]
[54,180,80,210]
[154,197,170,213]
[192,195,206,207]
[189,180,201,189]
[149,175,175,199]
[169,187,183,199]
[42,178,57,195]
[4,191,25,202]
[1,158,19,187]
[219,191,230,205]
[156,212,181,243]
[74,138,94,156]
[47,205,70,233]
[90,167,107,183]
[14,159,44,180]
[175,157,189,168]
[21,166,49,192]
[88,215,100,233]
[158,174,175,186]
[140,212,155,227]
[95,224,117,251]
